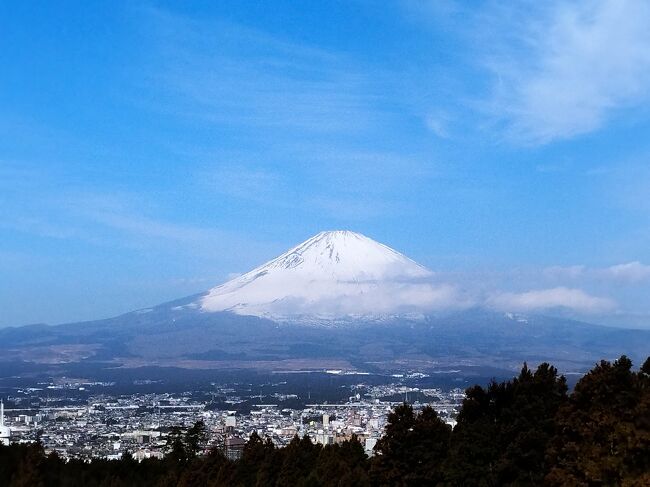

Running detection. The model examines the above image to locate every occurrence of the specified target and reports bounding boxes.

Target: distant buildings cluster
[0,380,463,461]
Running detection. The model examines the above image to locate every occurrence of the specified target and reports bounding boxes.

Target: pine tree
[545,356,650,486]
[185,420,208,458]
[444,362,567,486]
[371,403,417,486]
[9,443,45,487]
[315,436,370,486]
[165,425,188,466]
[371,403,451,486]
[277,434,321,487]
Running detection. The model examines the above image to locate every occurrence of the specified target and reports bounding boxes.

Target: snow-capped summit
[200,230,457,320]
[244,230,430,281]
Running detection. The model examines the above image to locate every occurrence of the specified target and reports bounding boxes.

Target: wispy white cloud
[203,272,474,317]
[487,0,650,144]
[487,286,616,314]
[131,7,443,223]
[1,167,279,264]
[604,261,650,281]
[544,261,650,283]
[543,265,587,280]
[137,6,386,135]
[84,210,219,244]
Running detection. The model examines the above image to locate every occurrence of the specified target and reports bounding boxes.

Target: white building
[364,437,378,456]
[225,415,236,429]
[0,400,10,446]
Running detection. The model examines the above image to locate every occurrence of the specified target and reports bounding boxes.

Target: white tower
[0,400,10,446]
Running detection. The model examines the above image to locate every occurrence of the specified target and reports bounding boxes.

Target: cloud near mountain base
[202,279,472,319]
[486,287,616,314]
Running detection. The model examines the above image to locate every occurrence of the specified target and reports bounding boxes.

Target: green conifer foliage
[444,362,567,486]
[545,356,650,486]
[371,403,451,486]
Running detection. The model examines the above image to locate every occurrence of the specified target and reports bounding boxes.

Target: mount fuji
[200,230,455,321]
[1,230,648,376]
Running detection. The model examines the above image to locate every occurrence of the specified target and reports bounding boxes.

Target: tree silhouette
[445,362,567,486]
[372,403,451,486]
[545,356,650,486]
[184,420,207,458]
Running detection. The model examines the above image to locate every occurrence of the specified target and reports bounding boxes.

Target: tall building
[224,436,246,460]
[0,400,10,446]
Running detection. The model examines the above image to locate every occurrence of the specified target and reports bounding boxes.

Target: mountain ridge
[1,230,648,375]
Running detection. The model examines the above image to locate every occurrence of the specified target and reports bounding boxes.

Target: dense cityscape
[0,374,464,461]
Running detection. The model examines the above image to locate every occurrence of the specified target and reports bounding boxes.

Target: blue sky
[2,0,650,327]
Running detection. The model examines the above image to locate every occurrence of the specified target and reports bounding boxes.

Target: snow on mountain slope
[200,230,462,320]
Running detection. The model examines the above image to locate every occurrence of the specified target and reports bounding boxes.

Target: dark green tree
[495,363,567,485]
[545,356,650,486]
[641,356,650,376]
[177,447,233,487]
[371,403,451,486]
[277,434,321,487]
[371,403,416,486]
[315,436,370,487]
[165,425,188,466]
[444,362,567,486]
[234,431,279,486]
[185,420,208,458]
[8,442,45,487]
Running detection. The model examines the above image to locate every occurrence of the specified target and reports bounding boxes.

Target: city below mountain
[0,231,648,378]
